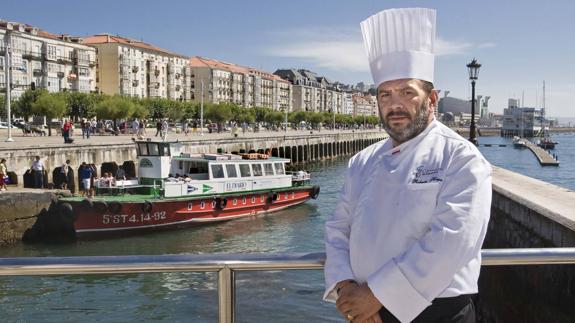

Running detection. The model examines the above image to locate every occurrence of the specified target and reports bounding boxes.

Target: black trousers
[378,294,475,323]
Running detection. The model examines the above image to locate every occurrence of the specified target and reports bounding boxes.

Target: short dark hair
[419,80,434,95]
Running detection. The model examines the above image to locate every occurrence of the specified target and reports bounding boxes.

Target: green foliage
[264,110,284,126]
[95,95,136,121]
[31,92,67,119]
[66,92,98,121]
[307,112,324,127]
[131,101,149,119]
[165,100,185,121]
[13,89,47,120]
[288,111,307,125]
[0,95,5,119]
[366,115,381,125]
[252,107,271,123]
[205,103,233,124]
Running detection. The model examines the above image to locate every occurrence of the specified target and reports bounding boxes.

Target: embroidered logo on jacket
[411,165,444,184]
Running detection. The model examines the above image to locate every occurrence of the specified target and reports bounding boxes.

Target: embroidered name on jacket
[411,165,444,184]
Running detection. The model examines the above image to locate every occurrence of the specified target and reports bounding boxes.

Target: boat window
[274,163,285,175]
[252,164,263,177]
[211,164,225,179]
[226,164,238,178]
[189,161,209,174]
[263,163,274,176]
[138,143,148,156]
[239,164,251,177]
[159,144,171,156]
[148,143,160,156]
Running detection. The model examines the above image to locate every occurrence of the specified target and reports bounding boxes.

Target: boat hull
[61,186,319,239]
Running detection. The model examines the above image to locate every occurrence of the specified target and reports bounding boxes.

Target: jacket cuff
[367,260,431,323]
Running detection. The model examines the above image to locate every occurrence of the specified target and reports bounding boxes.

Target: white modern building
[1,20,97,98]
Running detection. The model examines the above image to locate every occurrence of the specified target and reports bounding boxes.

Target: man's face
[377,79,437,145]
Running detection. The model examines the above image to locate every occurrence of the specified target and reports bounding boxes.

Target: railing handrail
[0,248,574,276]
[1,248,574,323]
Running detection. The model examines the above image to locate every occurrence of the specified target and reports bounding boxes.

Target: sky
[3,0,575,118]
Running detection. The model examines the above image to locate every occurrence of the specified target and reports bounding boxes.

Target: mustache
[385,111,411,119]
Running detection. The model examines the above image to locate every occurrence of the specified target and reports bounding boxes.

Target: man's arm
[366,147,492,322]
[323,163,357,302]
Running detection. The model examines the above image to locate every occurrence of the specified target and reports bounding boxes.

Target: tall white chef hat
[361,8,436,87]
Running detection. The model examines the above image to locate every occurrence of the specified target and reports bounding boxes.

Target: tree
[31,92,67,136]
[166,100,185,121]
[288,111,307,129]
[205,103,233,132]
[252,107,271,123]
[95,95,135,126]
[264,110,284,129]
[13,89,47,121]
[308,112,324,130]
[0,95,5,121]
[66,92,98,121]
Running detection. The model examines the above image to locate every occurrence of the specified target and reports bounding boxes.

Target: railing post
[218,266,235,323]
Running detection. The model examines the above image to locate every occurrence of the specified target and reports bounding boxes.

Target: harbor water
[1,132,574,322]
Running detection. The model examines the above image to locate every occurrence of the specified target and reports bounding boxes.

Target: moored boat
[512,136,527,148]
[59,140,320,238]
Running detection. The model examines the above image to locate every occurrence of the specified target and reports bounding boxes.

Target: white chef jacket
[324,119,492,322]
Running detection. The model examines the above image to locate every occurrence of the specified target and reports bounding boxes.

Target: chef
[323,8,492,323]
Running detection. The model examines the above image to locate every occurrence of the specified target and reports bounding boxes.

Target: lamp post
[4,30,14,142]
[200,80,204,136]
[466,58,481,145]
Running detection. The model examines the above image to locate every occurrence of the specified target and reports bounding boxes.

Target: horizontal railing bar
[0,248,573,276]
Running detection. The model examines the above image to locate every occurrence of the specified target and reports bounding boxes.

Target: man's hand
[336,283,382,322]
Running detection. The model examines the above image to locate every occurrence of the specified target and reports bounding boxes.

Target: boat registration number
[102,211,167,225]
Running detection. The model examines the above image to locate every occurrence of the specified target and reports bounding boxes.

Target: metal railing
[0,248,574,323]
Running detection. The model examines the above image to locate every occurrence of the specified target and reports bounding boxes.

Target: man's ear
[429,89,439,107]
[428,89,439,114]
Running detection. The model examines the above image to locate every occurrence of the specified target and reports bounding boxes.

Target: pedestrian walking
[183,121,189,136]
[60,159,71,189]
[132,118,140,136]
[161,119,169,141]
[0,158,8,191]
[155,121,162,137]
[30,155,45,189]
[79,162,94,198]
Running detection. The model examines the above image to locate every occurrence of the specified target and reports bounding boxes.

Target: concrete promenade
[0,127,380,150]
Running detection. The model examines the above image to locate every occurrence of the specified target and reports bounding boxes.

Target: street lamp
[466,58,481,145]
[200,80,204,136]
[3,30,14,142]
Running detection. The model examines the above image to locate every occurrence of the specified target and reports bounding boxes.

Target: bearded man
[323,8,492,323]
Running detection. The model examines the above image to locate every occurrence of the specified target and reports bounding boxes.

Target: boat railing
[0,248,573,323]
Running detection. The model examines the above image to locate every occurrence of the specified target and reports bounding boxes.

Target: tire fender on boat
[311,185,320,199]
[81,198,94,209]
[142,200,153,214]
[59,202,75,222]
[93,200,109,213]
[108,201,122,214]
[266,192,278,204]
[214,197,227,210]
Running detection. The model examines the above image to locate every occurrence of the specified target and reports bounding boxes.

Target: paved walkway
[0,128,382,150]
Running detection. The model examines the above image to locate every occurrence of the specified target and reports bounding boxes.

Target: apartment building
[273,69,343,113]
[83,34,190,100]
[0,20,97,98]
[189,56,292,111]
[352,93,377,117]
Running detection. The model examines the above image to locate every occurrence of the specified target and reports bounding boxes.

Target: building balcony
[132,80,139,87]
[132,66,139,73]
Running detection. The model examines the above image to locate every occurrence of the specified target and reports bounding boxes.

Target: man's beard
[381,101,431,144]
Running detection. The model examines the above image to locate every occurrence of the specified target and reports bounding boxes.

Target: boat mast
[542,80,546,133]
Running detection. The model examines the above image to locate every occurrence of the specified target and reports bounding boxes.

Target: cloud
[264,27,495,71]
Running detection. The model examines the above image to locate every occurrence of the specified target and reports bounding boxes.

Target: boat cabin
[135,140,293,198]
